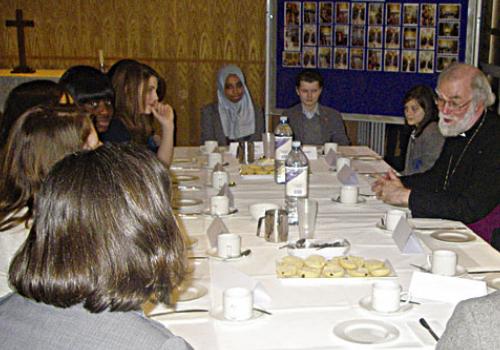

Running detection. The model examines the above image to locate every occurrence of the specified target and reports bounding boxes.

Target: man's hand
[371,170,411,206]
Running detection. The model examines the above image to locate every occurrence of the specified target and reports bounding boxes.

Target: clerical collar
[302,104,319,120]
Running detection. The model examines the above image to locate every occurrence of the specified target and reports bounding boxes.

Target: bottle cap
[292,141,301,147]
[280,116,288,122]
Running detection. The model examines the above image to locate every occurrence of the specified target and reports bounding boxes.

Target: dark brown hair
[296,69,324,88]
[403,85,438,137]
[9,143,187,312]
[0,105,92,231]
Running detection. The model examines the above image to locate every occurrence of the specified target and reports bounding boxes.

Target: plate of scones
[276,255,396,283]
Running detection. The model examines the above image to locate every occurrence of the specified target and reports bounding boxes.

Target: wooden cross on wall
[5,9,36,73]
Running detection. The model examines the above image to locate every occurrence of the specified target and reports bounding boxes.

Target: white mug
[371,281,410,313]
[212,170,229,191]
[208,152,223,169]
[217,233,241,258]
[340,185,359,204]
[223,287,253,321]
[324,142,338,154]
[427,250,457,276]
[336,157,351,172]
[204,140,218,153]
[210,195,229,216]
[384,209,408,231]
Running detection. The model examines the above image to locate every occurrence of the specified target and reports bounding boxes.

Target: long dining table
[145,145,500,350]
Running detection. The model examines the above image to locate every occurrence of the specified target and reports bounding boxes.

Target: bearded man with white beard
[372,63,499,239]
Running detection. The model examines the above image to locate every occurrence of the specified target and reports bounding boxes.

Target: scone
[304,255,326,269]
[281,255,304,268]
[349,256,365,268]
[369,267,391,277]
[276,262,298,277]
[322,264,345,278]
[347,267,370,277]
[364,259,385,272]
[298,266,322,278]
[339,256,358,270]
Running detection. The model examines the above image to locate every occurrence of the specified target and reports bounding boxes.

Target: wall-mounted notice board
[275,0,471,117]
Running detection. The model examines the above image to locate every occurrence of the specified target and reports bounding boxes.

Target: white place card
[336,165,359,185]
[324,149,338,167]
[228,142,238,156]
[392,218,424,254]
[302,145,318,160]
[217,184,234,208]
[409,271,487,304]
[253,141,264,158]
[206,217,229,248]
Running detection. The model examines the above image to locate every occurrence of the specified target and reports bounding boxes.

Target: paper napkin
[228,142,238,156]
[337,165,359,185]
[217,184,234,208]
[392,218,424,254]
[409,271,487,304]
[324,149,338,167]
[206,217,229,248]
[302,145,318,160]
[211,263,272,308]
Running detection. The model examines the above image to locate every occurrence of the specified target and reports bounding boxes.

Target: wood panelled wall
[0,0,266,145]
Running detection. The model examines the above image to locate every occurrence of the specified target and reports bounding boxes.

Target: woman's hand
[151,102,174,129]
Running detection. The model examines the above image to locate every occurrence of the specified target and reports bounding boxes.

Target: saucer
[485,273,500,289]
[210,308,264,323]
[333,319,399,344]
[172,198,203,211]
[174,283,208,302]
[375,222,392,233]
[430,230,476,243]
[205,247,249,261]
[359,296,413,316]
[331,196,367,205]
[172,175,199,184]
[202,208,238,217]
[422,263,468,277]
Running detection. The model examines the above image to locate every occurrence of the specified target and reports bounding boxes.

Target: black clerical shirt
[401,110,500,224]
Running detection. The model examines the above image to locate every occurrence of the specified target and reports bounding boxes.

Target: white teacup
[208,152,223,169]
[336,157,351,172]
[371,281,410,313]
[210,195,229,216]
[324,142,338,154]
[384,209,408,231]
[340,185,359,204]
[204,140,218,153]
[223,287,253,321]
[217,233,241,258]
[212,170,228,191]
[249,203,280,221]
[427,249,457,276]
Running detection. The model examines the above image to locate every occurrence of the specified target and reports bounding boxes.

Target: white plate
[430,230,476,243]
[175,283,208,302]
[175,185,202,192]
[202,208,238,217]
[205,247,249,261]
[172,158,194,164]
[172,175,199,183]
[172,198,203,210]
[210,308,264,323]
[358,296,413,316]
[485,273,500,289]
[351,155,382,161]
[331,196,367,205]
[333,319,400,344]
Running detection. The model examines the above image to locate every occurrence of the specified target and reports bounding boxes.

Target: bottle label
[275,136,292,160]
[286,166,308,197]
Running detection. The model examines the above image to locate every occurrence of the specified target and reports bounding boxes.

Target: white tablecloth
[152,146,500,350]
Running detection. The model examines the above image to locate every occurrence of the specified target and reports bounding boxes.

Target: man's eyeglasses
[434,90,472,112]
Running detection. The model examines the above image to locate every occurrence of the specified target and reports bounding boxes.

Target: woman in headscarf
[200,65,264,145]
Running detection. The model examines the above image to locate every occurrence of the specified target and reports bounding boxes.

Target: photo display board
[276,0,469,117]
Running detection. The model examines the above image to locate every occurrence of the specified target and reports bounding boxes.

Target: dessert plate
[430,230,476,243]
[358,296,413,316]
[172,198,203,210]
[175,283,208,302]
[333,319,399,344]
[210,308,264,323]
[205,248,250,261]
[172,175,199,184]
[202,208,238,217]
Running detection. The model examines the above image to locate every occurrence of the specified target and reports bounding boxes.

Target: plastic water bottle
[274,116,293,184]
[285,141,309,225]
